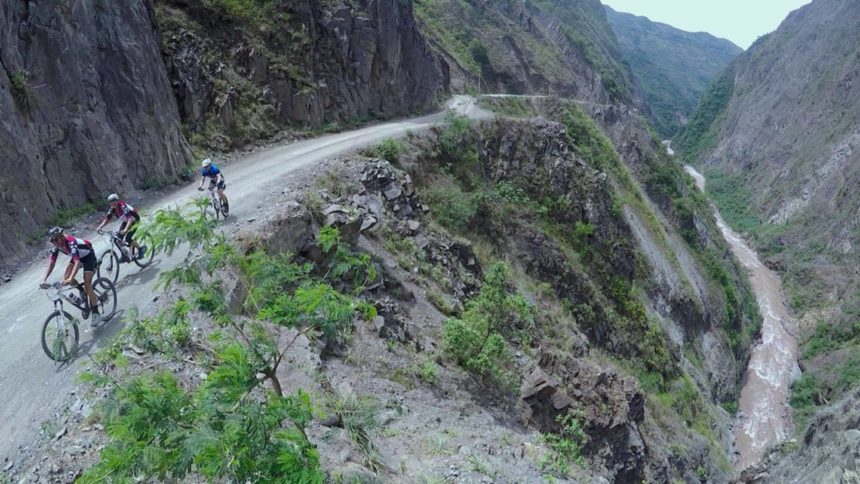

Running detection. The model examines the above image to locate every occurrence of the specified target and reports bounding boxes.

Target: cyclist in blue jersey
[197,158,227,208]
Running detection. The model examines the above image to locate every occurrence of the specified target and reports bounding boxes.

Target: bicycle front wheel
[133,243,154,268]
[41,311,79,362]
[220,195,229,216]
[97,249,120,284]
[212,197,221,220]
[93,277,118,321]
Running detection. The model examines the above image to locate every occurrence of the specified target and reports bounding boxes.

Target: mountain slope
[605,6,742,138]
[413,0,641,105]
[678,0,860,465]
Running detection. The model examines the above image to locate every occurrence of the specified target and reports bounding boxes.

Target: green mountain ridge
[605,5,742,138]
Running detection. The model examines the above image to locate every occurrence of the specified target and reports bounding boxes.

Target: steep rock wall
[0,0,191,265]
[158,0,447,149]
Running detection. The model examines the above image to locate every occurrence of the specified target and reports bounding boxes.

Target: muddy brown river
[684,166,799,471]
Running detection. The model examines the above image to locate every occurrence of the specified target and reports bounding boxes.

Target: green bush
[375,137,407,163]
[469,39,490,69]
[126,299,193,354]
[790,373,823,431]
[803,321,860,359]
[442,263,534,383]
[541,412,587,476]
[423,177,478,232]
[9,70,33,110]
[79,347,324,483]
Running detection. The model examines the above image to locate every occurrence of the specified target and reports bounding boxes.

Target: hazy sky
[601,0,812,49]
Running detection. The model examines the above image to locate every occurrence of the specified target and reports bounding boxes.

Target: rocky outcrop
[742,389,860,483]
[0,0,191,265]
[158,0,446,149]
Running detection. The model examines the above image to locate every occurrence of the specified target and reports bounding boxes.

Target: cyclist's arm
[120,217,137,235]
[96,216,110,231]
[41,253,57,285]
[64,259,81,284]
[97,209,114,231]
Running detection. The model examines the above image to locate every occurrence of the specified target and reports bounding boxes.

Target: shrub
[468,39,490,69]
[423,177,477,232]
[442,263,534,384]
[9,70,33,110]
[79,347,324,483]
[790,373,824,431]
[541,412,587,476]
[372,137,406,163]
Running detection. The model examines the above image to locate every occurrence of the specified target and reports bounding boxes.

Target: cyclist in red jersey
[96,193,144,261]
[40,227,101,325]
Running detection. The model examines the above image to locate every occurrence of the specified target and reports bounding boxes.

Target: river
[684,166,799,471]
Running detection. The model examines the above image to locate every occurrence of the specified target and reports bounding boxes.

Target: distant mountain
[605,6,742,137]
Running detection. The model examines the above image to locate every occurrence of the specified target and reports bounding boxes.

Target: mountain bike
[199,186,229,219]
[96,230,153,284]
[38,279,118,362]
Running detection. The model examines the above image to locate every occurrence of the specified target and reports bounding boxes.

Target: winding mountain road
[0,96,490,461]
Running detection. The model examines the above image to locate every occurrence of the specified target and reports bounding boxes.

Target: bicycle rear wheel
[97,249,120,284]
[93,277,118,321]
[41,311,79,362]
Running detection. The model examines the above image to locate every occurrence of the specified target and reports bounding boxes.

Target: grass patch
[51,202,100,227]
[803,321,860,359]
[477,96,538,118]
[363,137,407,164]
[704,168,761,234]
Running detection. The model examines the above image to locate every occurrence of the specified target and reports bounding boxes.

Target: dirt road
[0,96,488,461]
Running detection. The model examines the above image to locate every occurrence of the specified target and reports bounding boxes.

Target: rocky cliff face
[157,0,446,150]
[413,0,641,106]
[0,0,191,265]
[678,0,860,443]
[604,6,742,137]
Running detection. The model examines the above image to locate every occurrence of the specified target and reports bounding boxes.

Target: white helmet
[201,158,212,167]
[107,193,119,202]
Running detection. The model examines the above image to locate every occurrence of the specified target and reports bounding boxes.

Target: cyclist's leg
[80,254,98,320]
[218,180,227,203]
[82,270,97,309]
[125,219,139,255]
[117,220,132,260]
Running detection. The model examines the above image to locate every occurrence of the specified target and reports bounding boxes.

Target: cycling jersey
[200,164,222,179]
[50,235,94,263]
[104,200,139,223]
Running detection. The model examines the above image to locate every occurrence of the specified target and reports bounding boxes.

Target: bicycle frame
[43,284,87,314]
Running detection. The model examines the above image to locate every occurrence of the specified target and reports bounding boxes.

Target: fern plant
[79,345,325,483]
